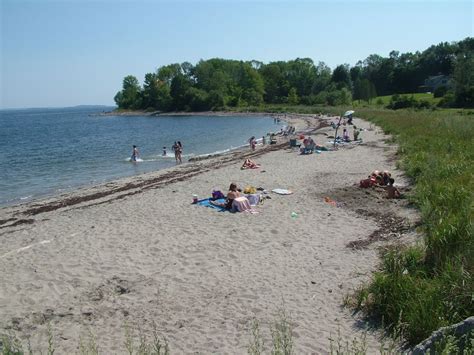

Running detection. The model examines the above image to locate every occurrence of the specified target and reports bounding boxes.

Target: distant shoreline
[98,109,308,119]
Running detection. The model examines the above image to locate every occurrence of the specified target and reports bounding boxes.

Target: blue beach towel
[196,198,227,211]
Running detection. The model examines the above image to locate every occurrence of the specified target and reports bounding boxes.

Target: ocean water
[0,107,281,206]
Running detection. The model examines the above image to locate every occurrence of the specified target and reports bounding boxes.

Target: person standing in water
[249,136,256,150]
[176,141,183,163]
[162,146,167,156]
[172,141,179,162]
[130,145,140,162]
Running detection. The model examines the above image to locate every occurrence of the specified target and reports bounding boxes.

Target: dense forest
[114,37,474,111]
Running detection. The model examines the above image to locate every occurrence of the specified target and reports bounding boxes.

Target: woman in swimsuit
[131,145,139,162]
[211,183,240,210]
[177,141,183,163]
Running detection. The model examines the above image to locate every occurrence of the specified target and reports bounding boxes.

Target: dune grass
[344,108,473,344]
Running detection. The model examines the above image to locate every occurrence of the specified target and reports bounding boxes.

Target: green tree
[354,79,377,103]
[287,87,299,105]
[331,64,352,89]
[185,87,209,111]
[142,73,160,109]
[170,73,192,110]
[240,64,264,105]
[157,64,182,85]
[260,63,286,103]
[453,53,474,107]
[311,62,332,94]
[114,75,142,109]
[155,82,173,111]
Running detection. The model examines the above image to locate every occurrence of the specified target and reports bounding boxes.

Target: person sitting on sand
[385,178,401,199]
[382,171,391,185]
[241,158,260,169]
[211,183,241,210]
[375,175,383,185]
[353,127,360,141]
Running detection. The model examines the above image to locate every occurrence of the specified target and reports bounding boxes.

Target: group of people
[281,126,296,136]
[301,136,316,154]
[360,170,401,199]
[130,140,184,163]
[341,127,360,142]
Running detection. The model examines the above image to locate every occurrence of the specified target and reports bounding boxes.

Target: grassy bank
[352,92,442,108]
[350,108,473,344]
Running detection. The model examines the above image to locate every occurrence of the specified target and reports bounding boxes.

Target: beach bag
[243,186,257,194]
[212,190,225,200]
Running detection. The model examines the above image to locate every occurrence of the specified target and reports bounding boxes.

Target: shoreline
[99,108,321,119]
[0,114,419,353]
[0,113,321,222]
[1,111,314,211]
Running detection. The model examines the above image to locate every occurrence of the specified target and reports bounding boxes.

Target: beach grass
[352,93,442,108]
[343,108,474,345]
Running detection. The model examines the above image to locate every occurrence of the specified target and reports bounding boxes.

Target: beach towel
[272,189,293,195]
[232,196,252,212]
[196,198,227,211]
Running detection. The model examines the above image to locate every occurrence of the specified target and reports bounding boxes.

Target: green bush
[434,85,448,98]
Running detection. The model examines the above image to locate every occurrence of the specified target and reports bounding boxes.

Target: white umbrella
[343,110,355,117]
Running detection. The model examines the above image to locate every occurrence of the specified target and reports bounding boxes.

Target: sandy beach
[0,114,419,354]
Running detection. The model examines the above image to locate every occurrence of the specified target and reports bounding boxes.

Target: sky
[1,0,473,109]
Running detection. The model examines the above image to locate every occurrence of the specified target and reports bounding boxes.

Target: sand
[0,114,419,354]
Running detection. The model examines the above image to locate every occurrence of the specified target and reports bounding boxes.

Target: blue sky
[1,0,473,109]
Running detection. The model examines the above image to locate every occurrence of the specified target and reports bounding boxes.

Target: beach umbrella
[343,110,355,117]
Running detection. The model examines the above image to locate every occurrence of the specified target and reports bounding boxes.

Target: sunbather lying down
[241,159,260,169]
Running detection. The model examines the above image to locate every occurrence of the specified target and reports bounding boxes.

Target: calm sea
[0,107,281,206]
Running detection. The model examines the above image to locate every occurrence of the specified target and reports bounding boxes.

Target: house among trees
[424,74,453,92]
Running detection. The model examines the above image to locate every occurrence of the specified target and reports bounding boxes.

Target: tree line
[114,37,474,111]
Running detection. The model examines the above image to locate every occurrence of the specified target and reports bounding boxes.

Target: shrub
[434,85,448,98]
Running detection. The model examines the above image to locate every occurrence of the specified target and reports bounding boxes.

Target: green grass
[352,93,442,108]
[348,108,474,344]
